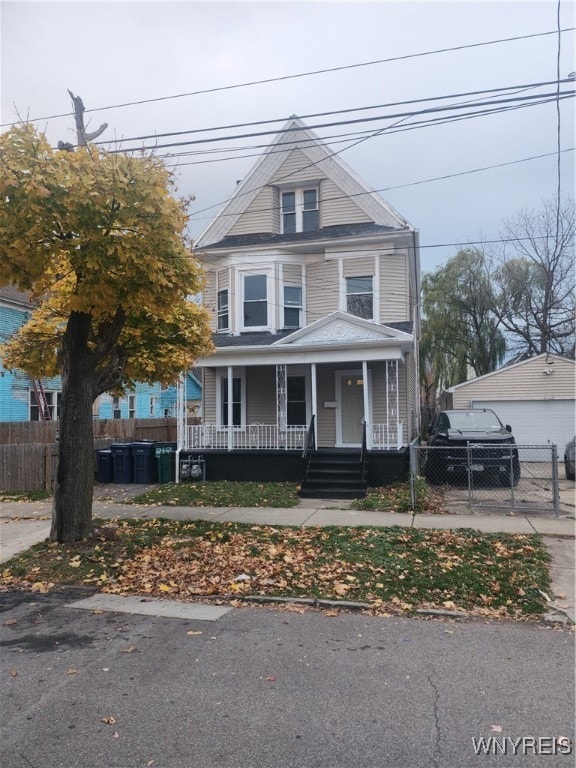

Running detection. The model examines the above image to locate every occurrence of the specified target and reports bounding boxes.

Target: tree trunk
[51,313,95,543]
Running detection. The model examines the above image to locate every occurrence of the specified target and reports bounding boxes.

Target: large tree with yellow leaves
[0,125,213,542]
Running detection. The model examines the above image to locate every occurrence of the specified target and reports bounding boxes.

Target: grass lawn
[1,518,551,618]
[128,481,300,508]
[127,479,444,514]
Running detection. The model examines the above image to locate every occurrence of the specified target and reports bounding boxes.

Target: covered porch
[181,359,405,452]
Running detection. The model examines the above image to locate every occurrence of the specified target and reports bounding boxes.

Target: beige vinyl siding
[306,260,339,323]
[451,356,576,408]
[203,369,217,423]
[380,252,409,323]
[320,178,372,227]
[371,362,408,428]
[246,367,277,423]
[270,149,323,185]
[343,257,374,277]
[272,187,280,233]
[228,187,275,236]
[282,264,302,285]
[203,271,217,332]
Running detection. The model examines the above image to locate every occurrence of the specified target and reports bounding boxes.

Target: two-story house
[184,117,420,497]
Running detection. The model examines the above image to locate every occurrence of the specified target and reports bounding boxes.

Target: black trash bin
[132,441,158,484]
[111,443,134,484]
[96,449,113,484]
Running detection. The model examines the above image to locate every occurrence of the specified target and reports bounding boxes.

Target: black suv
[425,409,520,486]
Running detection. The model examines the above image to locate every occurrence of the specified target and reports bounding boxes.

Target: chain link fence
[410,442,560,515]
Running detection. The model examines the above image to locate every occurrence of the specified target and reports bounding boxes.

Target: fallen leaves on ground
[0,518,551,618]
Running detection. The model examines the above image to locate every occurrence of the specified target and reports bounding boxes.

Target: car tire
[499,460,521,488]
[566,461,575,481]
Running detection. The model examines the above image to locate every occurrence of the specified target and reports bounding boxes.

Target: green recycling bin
[155,442,176,484]
[157,451,176,484]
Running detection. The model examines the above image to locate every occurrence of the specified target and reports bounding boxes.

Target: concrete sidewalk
[1,492,574,622]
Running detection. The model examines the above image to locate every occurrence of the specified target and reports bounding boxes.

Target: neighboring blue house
[0,286,179,422]
[160,371,203,418]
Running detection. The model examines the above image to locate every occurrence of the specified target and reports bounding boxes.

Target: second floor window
[281,188,318,234]
[112,396,122,419]
[243,274,267,328]
[283,286,302,329]
[217,289,229,331]
[128,394,136,419]
[346,276,373,320]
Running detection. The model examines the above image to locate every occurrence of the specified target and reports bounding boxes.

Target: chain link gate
[411,443,560,515]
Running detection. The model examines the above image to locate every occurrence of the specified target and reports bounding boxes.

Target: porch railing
[188,421,405,451]
[188,424,307,451]
[369,422,404,451]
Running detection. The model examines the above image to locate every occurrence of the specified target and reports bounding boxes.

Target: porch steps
[299,449,367,499]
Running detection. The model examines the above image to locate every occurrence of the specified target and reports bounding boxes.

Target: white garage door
[472,400,575,450]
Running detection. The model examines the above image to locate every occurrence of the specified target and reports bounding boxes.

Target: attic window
[281,188,318,234]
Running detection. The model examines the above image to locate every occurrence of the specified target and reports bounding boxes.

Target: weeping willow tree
[420,248,506,398]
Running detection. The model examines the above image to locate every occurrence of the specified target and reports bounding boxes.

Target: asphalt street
[1,588,574,768]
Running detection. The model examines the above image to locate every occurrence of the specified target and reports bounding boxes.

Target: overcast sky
[1,0,574,272]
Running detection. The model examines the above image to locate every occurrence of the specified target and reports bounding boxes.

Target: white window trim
[236,268,274,332]
[280,187,319,234]
[29,388,61,421]
[216,368,246,429]
[217,288,229,331]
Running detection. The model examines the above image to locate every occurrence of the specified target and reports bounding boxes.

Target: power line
[184,96,574,223]
[93,78,571,147]
[112,90,575,154]
[4,27,572,128]
[162,101,573,171]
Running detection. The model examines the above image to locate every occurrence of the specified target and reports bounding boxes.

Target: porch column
[362,360,371,449]
[227,366,233,451]
[385,360,399,449]
[311,363,318,447]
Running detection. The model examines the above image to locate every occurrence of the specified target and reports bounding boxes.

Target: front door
[338,372,365,445]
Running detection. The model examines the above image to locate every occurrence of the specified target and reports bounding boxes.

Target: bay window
[243,273,268,328]
[283,285,302,329]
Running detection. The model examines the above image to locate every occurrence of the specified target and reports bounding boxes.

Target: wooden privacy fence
[0,438,116,494]
[0,418,203,493]
[0,418,181,445]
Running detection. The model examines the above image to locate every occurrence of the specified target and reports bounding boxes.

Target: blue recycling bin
[132,441,158,484]
[96,450,113,484]
[111,443,134,484]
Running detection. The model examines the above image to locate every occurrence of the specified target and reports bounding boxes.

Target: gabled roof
[271,311,413,348]
[0,285,32,309]
[195,117,412,248]
[447,353,575,392]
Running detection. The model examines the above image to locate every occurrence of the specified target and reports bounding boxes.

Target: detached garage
[446,354,575,449]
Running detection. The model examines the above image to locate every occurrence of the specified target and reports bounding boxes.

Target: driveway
[434,462,575,516]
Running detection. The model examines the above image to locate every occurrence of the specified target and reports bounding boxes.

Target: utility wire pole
[57,91,108,150]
